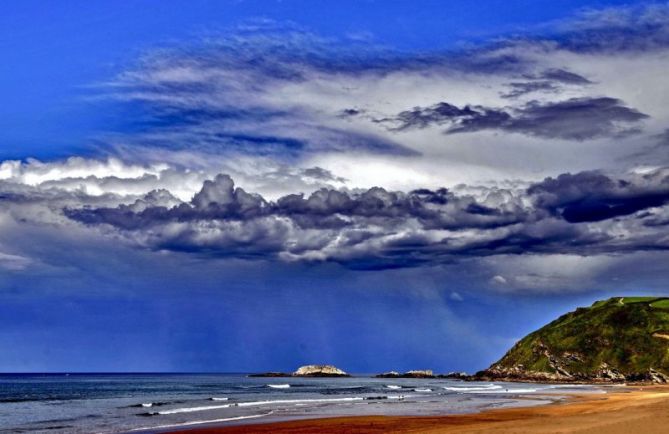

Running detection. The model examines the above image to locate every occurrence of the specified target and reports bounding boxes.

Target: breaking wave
[150,397,365,415]
[444,384,503,392]
[130,411,273,431]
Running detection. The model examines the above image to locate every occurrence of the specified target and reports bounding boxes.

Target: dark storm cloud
[391,97,648,140]
[390,103,510,132]
[490,97,648,140]
[500,81,558,99]
[535,69,592,85]
[301,167,347,183]
[67,174,527,232]
[276,186,528,231]
[447,219,612,257]
[68,175,268,230]
[528,170,669,223]
[62,168,669,269]
[339,108,364,117]
[501,69,591,99]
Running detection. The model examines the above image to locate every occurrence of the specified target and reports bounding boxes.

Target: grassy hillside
[482,297,669,382]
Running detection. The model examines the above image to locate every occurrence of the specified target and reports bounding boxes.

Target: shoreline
[162,386,669,434]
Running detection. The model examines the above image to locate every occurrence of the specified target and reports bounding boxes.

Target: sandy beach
[167,387,669,434]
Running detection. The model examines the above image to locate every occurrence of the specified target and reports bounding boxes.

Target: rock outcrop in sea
[375,369,434,378]
[474,297,669,384]
[439,371,469,379]
[375,371,400,378]
[293,364,350,377]
[249,364,350,377]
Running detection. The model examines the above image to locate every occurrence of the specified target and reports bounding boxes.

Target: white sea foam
[156,397,365,415]
[156,403,234,415]
[444,384,503,392]
[237,397,364,407]
[444,383,541,394]
[268,384,290,389]
[210,397,229,401]
[385,385,402,389]
[414,388,432,392]
[140,403,153,408]
[130,411,273,431]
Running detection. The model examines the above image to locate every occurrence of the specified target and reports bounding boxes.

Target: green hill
[477,297,669,383]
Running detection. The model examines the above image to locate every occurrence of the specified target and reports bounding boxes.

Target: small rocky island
[473,297,669,383]
[249,364,350,378]
[294,364,350,377]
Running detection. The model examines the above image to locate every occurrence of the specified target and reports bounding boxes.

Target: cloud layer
[387,97,648,140]
[87,4,669,196]
[50,165,668,270]
[3,4,669,292]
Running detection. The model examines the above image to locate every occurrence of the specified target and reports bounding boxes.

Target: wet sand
[166,387,669,434]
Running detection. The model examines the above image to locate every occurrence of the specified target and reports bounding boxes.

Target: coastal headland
[165,297,669,433]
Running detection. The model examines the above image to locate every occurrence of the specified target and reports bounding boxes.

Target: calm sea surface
[0,374,607,433]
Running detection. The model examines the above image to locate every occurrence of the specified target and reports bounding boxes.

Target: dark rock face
[438,372,469,379]
[375,371,400,378]
[474,297,669,384]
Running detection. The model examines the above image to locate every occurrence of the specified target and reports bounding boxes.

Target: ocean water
[0,374,606,433]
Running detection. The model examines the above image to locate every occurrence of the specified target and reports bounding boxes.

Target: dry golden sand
[165,387,669,434]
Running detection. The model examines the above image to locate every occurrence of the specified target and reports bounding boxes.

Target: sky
[1,0,669,373]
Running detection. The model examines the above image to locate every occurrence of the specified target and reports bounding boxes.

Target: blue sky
[0,0,634,158]
[1,0,669,372]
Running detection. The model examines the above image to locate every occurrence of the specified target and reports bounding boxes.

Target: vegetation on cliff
[478,297,669,383]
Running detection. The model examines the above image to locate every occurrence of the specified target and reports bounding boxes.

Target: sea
[0,373,608,433]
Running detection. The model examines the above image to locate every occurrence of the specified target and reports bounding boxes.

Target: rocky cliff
[475,297,669,383]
